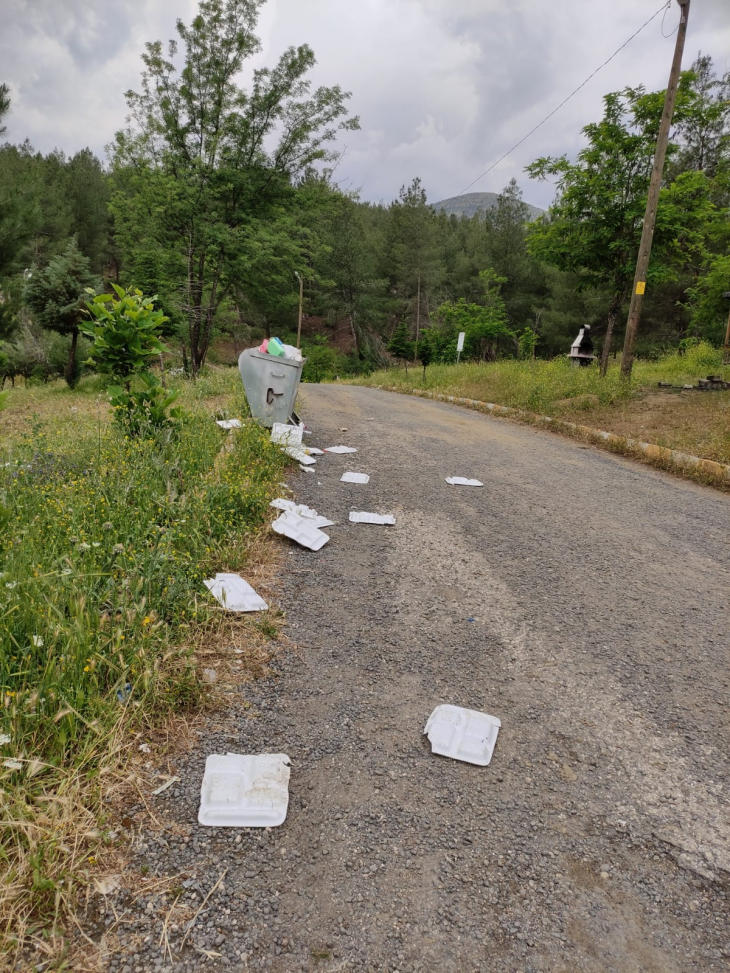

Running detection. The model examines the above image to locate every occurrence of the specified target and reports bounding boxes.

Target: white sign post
[456,331,466,365]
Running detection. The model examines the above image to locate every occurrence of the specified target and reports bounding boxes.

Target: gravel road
[95,385,730,973]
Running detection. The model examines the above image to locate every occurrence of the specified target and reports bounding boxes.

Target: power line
[457,0,672,197]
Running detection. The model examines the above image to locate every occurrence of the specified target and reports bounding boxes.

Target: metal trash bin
[238,348,306,427]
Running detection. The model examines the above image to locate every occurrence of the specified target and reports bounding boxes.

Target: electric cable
[457,0,672,196]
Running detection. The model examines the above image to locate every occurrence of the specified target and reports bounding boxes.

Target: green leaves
[82,286,169,381]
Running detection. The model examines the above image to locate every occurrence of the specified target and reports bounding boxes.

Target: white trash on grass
[270,498,334,527]
[445,477,484,487]
[340,471,370,484]
[216,419,242,430]
[424,704,500,766]
[349,512,395,525]
[271,422,303,446]
[284,446,315,465]
[203,573,268,612]
[300,465,315,473]
[325,445,357,454]
[198,753,291,827]
[271,512,329,551]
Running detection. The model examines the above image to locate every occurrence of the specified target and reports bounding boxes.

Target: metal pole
[414,275,421,363]
[723,299,730,366]
[296,273,304,349]
[620,0,691,379]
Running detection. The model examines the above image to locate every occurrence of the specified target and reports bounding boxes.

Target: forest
[0,3,729,388]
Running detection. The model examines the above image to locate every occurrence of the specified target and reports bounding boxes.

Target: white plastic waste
[304,447,324,455]
[281,343,303,362]
[216,419,242,430]
[299,465,315,473]
[325,446,357,454]
[198,753,291,827]
[445,477,484,487]
[284,446,315,465]
[349,512,395,525]
[341,471,370,484]
[270,499,335,530]
[424,704,500,766]
[203,573,268,612]
[271,512,330,551]
[271,423,303,446]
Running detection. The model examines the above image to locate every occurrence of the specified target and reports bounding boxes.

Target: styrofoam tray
[299,465,315,473]
[216,419,242,429]
[271,422,303,446]
[198,752,291,827]
[325,445,357,454]
[269,499,334,528]
[271,511,330,551]
[349,511,395,525]
[203,573,268,612]
[284,446,315,464]
[341,471,370,484]
[304,447,324,455]
[445,477,484,487]
[424,704,500,766]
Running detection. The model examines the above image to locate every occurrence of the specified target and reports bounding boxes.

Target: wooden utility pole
[295,272,304,349]
[413,275,421,362]
[620,0,691,378]
[723,292,730,365]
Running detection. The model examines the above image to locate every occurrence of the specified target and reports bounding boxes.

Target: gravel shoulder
[88,385,730,973]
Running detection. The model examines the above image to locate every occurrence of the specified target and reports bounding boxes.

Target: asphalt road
[101,385,730,973]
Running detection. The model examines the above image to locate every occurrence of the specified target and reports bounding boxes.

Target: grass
[349,343,730,466]
[0,367,287,961]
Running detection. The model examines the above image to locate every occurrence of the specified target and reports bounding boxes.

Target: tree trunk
[64,327,79,387]
[600,292,623,377]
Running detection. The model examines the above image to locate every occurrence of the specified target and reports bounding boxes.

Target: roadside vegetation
[350,342,730,465]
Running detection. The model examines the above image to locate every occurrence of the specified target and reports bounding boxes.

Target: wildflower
[113,544,124,553]
[83,666,90,672]
[77,542,91,552]
[5,582,17,590]
[2,759,22,770]
[138,743,151,753]
[103,522,113,531]
[31,636,43,648]
[92,542,101,548]
[142,616,152,626]
[0,734,10,746]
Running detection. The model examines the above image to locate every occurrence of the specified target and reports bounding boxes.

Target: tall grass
[0,369,286,955]
[350,343,729,416]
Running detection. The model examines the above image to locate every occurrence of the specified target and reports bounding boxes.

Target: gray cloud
[2,0,728,209]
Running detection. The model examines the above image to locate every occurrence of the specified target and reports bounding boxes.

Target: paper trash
[445,477,484,487]
[204,573,268,612]
[324,446,357,454]
[271,423,303,446]
[199,753,291,827]
[216,419,242,430]
[424,704,500,766]
[340,471,370,484]
[349,512,395,525]
[271,512,329,551]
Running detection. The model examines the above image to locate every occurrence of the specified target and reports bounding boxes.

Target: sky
[2,0,728,210]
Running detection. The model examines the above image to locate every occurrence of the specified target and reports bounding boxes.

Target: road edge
[379,385,730,492]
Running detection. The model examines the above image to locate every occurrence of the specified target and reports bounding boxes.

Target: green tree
[23,239,100,386]
[82,284,169,384]
[526,82,707,375]
[0,83,10,137]
[687,253,730,345]
[388,319,414,369]
[111,0,358,376]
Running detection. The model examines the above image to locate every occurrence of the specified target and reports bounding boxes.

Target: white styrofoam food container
[325,445,357,454]
[424,704,500,766]
[271,422,303,446]
[341,471,370,484]
[284,446,315,465]
[445,477,484,487]
[271,511,330,551]
[270,498,333,529]
[198,752,291,827]
[216,419,242,429]
[203,573,268,612]
[349,511,395,525]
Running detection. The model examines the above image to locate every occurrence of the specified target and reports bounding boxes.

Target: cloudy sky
[2,0,728,209]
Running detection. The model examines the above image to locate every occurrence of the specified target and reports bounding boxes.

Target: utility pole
[723,292,730,365]
[294,272,304,349]
[620,0,691,379]
[413,275,421,363]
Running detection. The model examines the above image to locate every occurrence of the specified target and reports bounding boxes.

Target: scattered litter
[324,445,357,454]
[138,743,151,753]
[445,477,484,487]
[271,422,303,446]
[94,875,121,895]
[204,573,268,612]
[270,499,333,528]
[2,759,22,771]
[340,428,348,432]
[152,775,180,796]
[202,668,218,684]
[424,704,501,766]
[216,419,242,430]
[271,512,329,551]
[341,471,370,484]
[349,512,395,525]
[304,446,324,455]
[284,446,315,465]
[116,683,132,703]
[299,465,315,474]
[198,753,291,827]
[31,635,43,647]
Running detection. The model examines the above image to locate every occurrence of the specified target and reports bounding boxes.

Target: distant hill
[432,192,544,221]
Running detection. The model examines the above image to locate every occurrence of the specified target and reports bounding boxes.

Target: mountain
[432,192,544,221]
